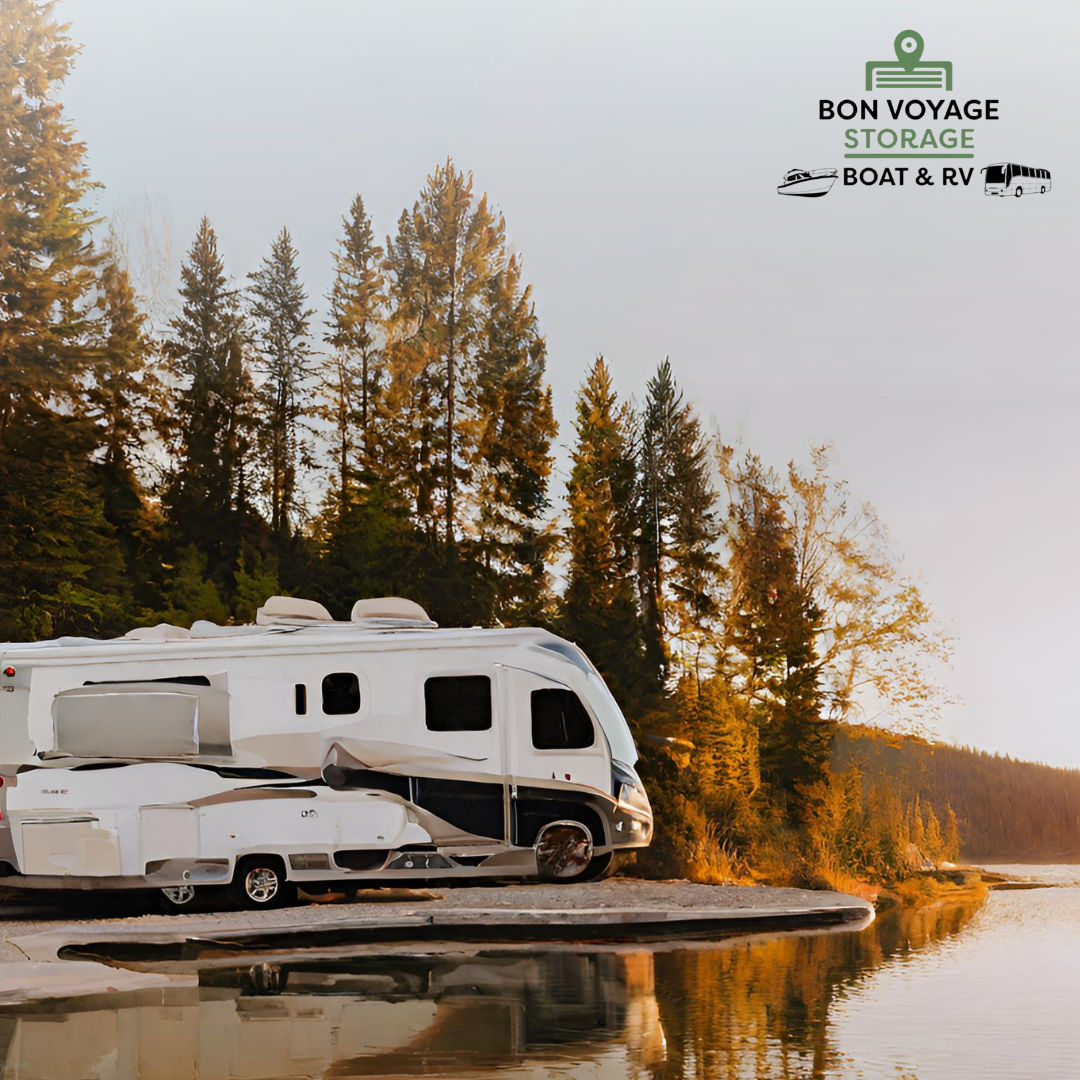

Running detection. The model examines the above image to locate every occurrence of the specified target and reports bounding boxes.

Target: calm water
[1,866,1077,1079]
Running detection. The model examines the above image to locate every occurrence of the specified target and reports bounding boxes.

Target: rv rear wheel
[535,821,595,881]
[228,856,293,910]
[1042,185,1046,193]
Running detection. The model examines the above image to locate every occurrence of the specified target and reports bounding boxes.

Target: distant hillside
[836,728,1080,860]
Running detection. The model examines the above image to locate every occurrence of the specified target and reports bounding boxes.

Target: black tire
[228,856,294,910]
[1042,186,1046,194]
[1015,186,1022,197]
[573,850,614,882]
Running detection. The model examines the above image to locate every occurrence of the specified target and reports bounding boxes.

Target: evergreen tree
[382,160,505,550]
[0,408,127,639]
[87,249,162,611]
[638,359,722,684]
[155,545,230,627]
[247,226,315,538]
[163,217,255,568]
[0,1,134,638]
[0,0,101,447]
[322,195,386,508]
[943,803,961,862]
[562,357,647,699]
[473,255,558,624]
[723,455,828,817]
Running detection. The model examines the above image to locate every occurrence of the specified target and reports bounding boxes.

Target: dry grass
[686,821,753,885]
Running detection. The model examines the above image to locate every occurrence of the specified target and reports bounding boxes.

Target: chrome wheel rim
[245,867,280,903]
[162,885,195,906]
[536,822,593,879]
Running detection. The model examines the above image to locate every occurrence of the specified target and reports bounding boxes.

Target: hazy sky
[58,1,1080,767]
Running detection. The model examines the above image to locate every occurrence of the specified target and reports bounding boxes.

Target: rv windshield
[588,675,638,766]
[535,638,639,765]
[984,165,1006,184]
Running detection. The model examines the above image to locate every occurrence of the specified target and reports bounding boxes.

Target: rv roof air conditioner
[255,596,335,626]
[351,597,437,628]
[124,624,192,642]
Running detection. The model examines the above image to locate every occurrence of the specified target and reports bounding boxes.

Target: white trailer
[0,597,652,909]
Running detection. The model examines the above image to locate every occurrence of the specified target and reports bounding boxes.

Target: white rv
[0,597,652,909]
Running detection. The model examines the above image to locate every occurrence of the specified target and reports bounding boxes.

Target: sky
[57,0,1080,767]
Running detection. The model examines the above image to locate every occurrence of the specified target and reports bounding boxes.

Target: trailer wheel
[228,856,293,910]
[159,884,198,912]
[535,821,595,881]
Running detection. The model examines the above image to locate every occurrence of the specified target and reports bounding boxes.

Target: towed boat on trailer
[0,596,652,910]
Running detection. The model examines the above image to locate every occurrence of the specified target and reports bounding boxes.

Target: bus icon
[982,163,1052,198]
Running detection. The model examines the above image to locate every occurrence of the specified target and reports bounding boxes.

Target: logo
[866,30,953,92]
[777,167,838,198]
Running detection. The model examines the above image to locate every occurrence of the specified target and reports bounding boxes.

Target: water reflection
[0,897,984,1080]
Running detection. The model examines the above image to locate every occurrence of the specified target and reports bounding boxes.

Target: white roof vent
[125,623,192,642]
[351,597,436,627]
[256,596,334,626]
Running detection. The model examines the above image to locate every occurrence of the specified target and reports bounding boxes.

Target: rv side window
[531,689,595,750]
[425,676,492,731]
[295,684,307,715]
[322,672,361,715]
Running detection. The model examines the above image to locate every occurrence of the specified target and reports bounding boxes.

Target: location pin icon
[894,29,924,71]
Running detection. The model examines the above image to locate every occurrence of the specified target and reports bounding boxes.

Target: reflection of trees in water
[649,897,983,1080]
[0,899,981,1080]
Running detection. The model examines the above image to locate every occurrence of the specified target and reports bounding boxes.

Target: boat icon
[777,167,838,197]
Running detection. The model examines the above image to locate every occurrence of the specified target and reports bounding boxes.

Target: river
[0,865,1076,1079]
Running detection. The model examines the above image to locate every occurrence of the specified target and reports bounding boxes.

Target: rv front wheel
[535,821,594,881]
[229,856,293,910]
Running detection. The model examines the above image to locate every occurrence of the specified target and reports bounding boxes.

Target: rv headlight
[619,780,651,814]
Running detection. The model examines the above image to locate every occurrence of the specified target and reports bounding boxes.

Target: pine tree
[638,359,722,684]
[562,358,647,700]
[247,226,315,538]
[163,217,255,568]
[87,248,162,610]
[723,454,828,816]
[943,803,962,862]
[322,195,386,507]
[383,160,505,550]
[473,255,558,624]
[0,1,134,639]
[0,0,101,448]
[155,545,230,627]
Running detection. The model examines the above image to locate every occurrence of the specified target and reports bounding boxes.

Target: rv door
[496,666,611,795]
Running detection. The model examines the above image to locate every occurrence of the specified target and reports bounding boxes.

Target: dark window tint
[295,684,307,715]
[425,676,492,731]
[322,672,361,715]
[531,689,595,750]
